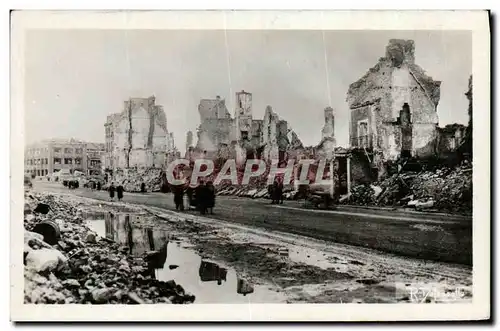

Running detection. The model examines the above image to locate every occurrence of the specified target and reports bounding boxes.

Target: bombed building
[192,90,303,167]
[347,39,442,179]
[104,96,171,170]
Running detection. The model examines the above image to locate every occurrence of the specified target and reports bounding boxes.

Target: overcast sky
[24,29,471,149]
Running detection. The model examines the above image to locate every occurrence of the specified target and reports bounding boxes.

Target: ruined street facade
[191,90,304,167]
[347,39,444,179]
[104,96,172,171]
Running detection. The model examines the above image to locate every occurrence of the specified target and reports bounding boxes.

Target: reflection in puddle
[199,261,227,285]
[86,212,285,303]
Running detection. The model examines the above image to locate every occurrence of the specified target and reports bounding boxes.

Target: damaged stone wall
[321,107,335,140]
[262,106,280,161]
[193,92,303,167]
[347,39,441,168]
[195,97,234,154]
[106,96,170,170]
[436,124,468,160]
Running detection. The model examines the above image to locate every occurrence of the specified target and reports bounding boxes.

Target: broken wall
[348,39,441,162]
[321,107,335,140]
[108,96,169,170]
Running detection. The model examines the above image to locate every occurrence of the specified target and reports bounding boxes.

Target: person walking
[141,182,146,193]
[117,183,124,202]
[96,181,101,191]
[109,182,116,201]
[277,177,284,204]
[271,179,279,204]
[196,180,207,215]
[173,183,185,211]
[205,181,216,214]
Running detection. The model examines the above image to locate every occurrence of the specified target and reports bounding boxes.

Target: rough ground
[31,181,473,304]
[36,181,472,266]
[24,192,195,304]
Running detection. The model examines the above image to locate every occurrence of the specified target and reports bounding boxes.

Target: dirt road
[37,190,472,304]
[35,181,472,265]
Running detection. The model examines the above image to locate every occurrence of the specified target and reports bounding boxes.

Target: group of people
[269,177,284,204]
[172,180,216,215]
[87,180,102,191]
[108,182,125,202]
[67,180,79,190]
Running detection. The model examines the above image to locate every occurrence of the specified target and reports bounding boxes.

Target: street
[34,180,472,266]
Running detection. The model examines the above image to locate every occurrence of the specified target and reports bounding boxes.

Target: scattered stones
[92,287,117,304]
[85,232,97,244]
[23,191,194,304]
[25,248,68,273]
[343,164,472,214]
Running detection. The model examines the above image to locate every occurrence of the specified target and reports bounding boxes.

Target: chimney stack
[385,39,415,67]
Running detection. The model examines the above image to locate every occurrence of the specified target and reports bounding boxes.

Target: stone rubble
[104,167,165,193]
[24,191,195,304]
[215,163,472,214]
[343,164,472,214]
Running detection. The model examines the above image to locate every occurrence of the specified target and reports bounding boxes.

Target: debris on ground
[343,164,472,214]
[103,168,165,193]
[24,192,194,304]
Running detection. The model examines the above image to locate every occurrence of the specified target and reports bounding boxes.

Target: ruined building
[462,75,473,157]
[185,131,193,154]
[316,107,337,160]
[104,96,171,170]
[195,95,234,155]
[193,90,303,166]
[437,75,473,162]
[347,39,442,179]
[261,105,298,163]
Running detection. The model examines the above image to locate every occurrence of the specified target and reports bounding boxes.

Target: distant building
[193,90,302,165]
[25,138,88,176]
[85,142,106,176]
[104,96,171,170]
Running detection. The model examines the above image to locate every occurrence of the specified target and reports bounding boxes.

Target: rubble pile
[344,164,472,213]
[110,168,164,192]
[23,192,195,304]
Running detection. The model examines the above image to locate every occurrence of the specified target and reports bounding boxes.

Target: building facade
[346,39,442,179]
[104,96,171,170]
[193,90,302,166]
[25,138,88,176]
[85,142,106,175]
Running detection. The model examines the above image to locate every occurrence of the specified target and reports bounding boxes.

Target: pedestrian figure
[117,183,124,201]
[109,182,116,201]
[277,177,284,204]
[268,183,275,204]
[141,182,146,193]
[196,180,207,215]
[173,184,185,211]
[271,179,279,204]
[205,181,216,214]
[96,181,101,191]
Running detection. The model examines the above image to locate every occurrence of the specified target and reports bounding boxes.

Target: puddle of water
[86,212,285,303]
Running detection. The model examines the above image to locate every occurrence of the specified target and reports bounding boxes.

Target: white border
[10,10,490,322]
